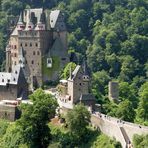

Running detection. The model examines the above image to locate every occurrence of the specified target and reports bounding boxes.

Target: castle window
[14,45,17,49]
[15,71,17,74]
[2,79,4,82]
[33,51,35,55]
[51,20,53,22]
[47,58,52,68]
[32,60,34,64]
[20,43,22,47]
[35,43,38,47]
[14,61,16,65]
[25,43,27,47]
[14,53,17,57]
[37,51,40,55]
[14,78,16,81]
[79,83,81,86]
[30,43,32,47]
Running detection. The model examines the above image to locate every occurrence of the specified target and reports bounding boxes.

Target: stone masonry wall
[91,113,148,148]
[0,85,17,101]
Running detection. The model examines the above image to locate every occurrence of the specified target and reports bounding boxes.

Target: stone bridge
[91,113,148,148]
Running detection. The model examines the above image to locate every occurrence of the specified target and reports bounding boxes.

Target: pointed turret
[18,46,25,68]
[17,12,25,31]
[25,11,34,30]
[82,61,89,81]
[35,13,46,31]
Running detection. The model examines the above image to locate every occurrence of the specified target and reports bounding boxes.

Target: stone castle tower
[67,65,95,107]
[108,81,119,102]
[6,8,69,90]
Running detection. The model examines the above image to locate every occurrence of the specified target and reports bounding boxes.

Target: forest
[0,0,147,125]
[0,0,147,147]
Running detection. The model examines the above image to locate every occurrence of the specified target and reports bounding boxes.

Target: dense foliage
[0,0,147,124]
[65,104,91,143]
[0,89,57,148]
[48,104,121,148]
[133,134,148,148]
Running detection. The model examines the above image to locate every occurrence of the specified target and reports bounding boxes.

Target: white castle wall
[91,113,148,148]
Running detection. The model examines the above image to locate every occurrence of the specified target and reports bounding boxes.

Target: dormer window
[47,58,52,68]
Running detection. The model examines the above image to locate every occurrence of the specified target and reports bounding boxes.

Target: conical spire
[25,10,34,30]
[82,60,89,81]
[35,12,46,30]
[17,12,25,30]
[83,60,89,76]
[18,12,23,24]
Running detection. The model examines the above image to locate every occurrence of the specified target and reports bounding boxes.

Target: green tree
[66,104,90,142]
[60,62,76,79]
[135,82,148,125]
[92,70,110,97]
[116,100,135,122]
[119,82,138,108]
[133,134,148,148]
[2,89,58,148]
[119,55,140,81]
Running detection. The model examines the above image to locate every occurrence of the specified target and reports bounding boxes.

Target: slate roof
[0,65,21,86]
[49,37,64,56]
[24,8,43,23]
[79,94,96,101]
[11,27,18,36]
[11,8,62,35]
[17,13,24,25]
[68,65,81,81]
[50,10,60,28]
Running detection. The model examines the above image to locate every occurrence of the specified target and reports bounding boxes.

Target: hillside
[0,0,147,128]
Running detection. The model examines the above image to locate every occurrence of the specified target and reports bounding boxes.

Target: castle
[6,8,69,90]
[0,8,69,121]
[58,65,96,111]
